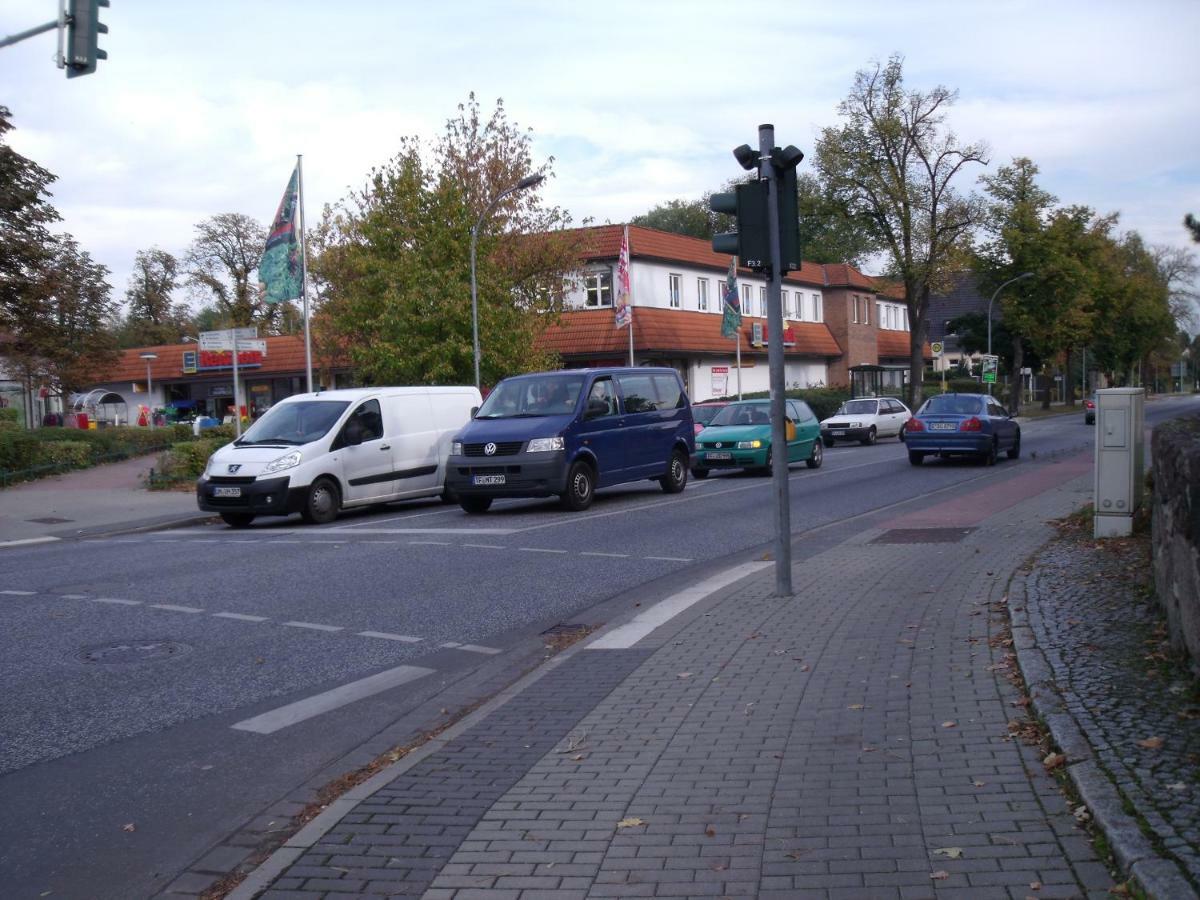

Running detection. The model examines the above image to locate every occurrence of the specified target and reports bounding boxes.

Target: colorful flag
[258,166,303,304]
[720,257,741,338]
[614,226,632,329]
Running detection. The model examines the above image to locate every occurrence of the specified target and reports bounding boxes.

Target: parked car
[691,400,730,436]
[693,398,822,477]
[904,392,1020,466]
[1084,394,1096,424]
[445,367,694,512]
[197,385,482,527]
[820,397,912,447]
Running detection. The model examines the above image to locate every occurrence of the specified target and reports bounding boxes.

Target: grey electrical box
[1093,388,1145,537]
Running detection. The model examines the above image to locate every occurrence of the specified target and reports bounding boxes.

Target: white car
[820,397,912,447]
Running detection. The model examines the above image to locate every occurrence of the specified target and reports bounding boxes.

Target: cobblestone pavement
[234,465,1131,900]
[1014,514,1200,889]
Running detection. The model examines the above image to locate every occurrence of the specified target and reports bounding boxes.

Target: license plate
[832,430,846,436]
[473,474,505,486]
[706,451,732,461]
[930,422,955,431]
[213,486,241,498]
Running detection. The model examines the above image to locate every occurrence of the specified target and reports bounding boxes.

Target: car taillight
[1085,400,1094,409]
[959,417,983,432]
[906,418,925,432]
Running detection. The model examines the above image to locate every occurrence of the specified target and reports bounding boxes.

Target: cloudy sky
[2,0,1197,314]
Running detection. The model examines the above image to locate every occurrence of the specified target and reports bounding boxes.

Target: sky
[2,0,1198,318]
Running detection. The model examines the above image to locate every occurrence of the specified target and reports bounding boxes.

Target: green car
[693,399,823,477]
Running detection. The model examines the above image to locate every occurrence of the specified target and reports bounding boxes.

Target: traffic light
[66,0,109,78]
[710,181,770,271]
[770,146,804,273]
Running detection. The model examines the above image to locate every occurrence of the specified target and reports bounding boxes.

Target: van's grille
[207,476,256,485]
[462,441,524,457]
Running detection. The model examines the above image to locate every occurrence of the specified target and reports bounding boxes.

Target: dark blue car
[445,367,694,512]
[904,392,1021,466]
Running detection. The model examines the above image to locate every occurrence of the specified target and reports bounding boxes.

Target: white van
[196,386,481,527]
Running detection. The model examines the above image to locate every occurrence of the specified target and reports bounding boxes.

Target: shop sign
[748,323,796,347]
[198,349,264,370]
[182,350,198,374]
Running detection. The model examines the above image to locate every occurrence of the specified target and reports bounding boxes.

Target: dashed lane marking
[357,630,422,643]
[409,540,450,546]
[214,612,269,622]
[0,589,36,596]
[581,551,629,558]
[0,536,60,548]
[519,547,568,554]
[283,620,343,632]
[643,556,694,562]
[440,641,502,654]
[150,603,205,614]
[91,597,141,606]
[462,543,505,549]
[60,594,88,599]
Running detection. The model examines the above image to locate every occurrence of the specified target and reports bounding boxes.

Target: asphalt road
[1,396,1195,899]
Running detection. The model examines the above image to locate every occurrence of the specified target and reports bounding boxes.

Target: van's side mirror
[470,406,479,418]
[585,399,608,419]
[343,421,364,446]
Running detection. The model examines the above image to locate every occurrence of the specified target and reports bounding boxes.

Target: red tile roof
[537,308,842,359]
[104,335,317,382]
[877,330,932,360]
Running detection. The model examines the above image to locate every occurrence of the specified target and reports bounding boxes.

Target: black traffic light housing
[770,146,804,273]
[66,0,109,78]
[710,181,769,271]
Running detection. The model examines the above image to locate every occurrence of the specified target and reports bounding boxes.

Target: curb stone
[1010,568,1200,900]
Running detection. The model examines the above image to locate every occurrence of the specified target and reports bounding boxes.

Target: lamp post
[470,174,545,389]
[987,272,1034,395]
[139,352,158,428]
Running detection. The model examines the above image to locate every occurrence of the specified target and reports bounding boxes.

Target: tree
[114,247,193,347]
[795,173,879,266]
[815,55,987,406]
[1186,214,1200,243]
[313,94,586,387]
[631,197,719,239]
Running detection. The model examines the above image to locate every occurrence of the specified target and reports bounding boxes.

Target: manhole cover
[871,527,976,544]
[27,516,73,524]
[78,640,191,665]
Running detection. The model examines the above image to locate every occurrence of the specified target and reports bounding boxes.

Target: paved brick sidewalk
[222,460,1146,900]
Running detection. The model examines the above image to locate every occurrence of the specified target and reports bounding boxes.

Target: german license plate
[930,422,955,431]
[213,486,241,498]
[473,474,505,486]
[832,430,846,436]
[706,451,732,461]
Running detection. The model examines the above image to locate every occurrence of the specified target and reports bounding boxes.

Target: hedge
[156,439,224,480]
[36,440,92,468]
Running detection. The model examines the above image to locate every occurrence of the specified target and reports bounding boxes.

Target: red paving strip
[884,452,1092,529]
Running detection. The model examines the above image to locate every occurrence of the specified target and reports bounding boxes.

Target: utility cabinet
[1093,388,1145,537]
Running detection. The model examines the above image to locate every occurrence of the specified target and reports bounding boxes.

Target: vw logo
[484,442,497,456]
[227,464,241,473]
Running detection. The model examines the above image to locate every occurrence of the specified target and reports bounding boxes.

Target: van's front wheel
[459,496,492,514]
[659,450,688,494]
[561,460,595,511]
[220,512,254,528]
[301,477,340,524]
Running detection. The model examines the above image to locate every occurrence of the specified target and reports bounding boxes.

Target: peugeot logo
[484,442,497,456]
[227,464,241,473]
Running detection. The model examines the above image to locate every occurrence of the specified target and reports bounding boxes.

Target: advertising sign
[182,350,197,374]
[982,354,999,384]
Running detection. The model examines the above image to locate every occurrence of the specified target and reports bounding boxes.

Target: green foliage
[36,440,92,468]
[795,173,879,266]
[739,387,853,421]
[631,197,719,239]
[0,407,18,424]
[157,439,222,479]
[1187,214,1200,244]
[0,430,40,471]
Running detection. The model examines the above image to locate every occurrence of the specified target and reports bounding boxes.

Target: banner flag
[720,257,741,338]
[614,226,632,329]
[258,166,303,304]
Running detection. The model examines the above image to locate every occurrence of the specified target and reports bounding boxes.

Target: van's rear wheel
[301,477,340,524]
[561,460,595,511]
[659,450,688,494]
[692,467,710,479]
[459,496,492,514]
[220,512,254,528]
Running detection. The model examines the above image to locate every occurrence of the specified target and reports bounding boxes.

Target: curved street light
[987,272,1035,395]
[139,352,158,429]
[470,174,545,389]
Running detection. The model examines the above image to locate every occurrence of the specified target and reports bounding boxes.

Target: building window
[741,284,752,315]
[697,278,709,311]
[782,290,790,318]
[863,297,870,325]
[584,271,613,308]
[812,293,822,322]
[758,286,767,317]
[668,273,682,308]
[851,295,859,324]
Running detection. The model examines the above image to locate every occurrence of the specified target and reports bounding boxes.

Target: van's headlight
[203,456,216,477]
[451,441,463,455]
[263,450,302,474]
[526,436,564,452]
[736,439,763,449]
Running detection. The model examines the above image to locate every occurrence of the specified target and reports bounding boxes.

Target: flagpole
[231,329,242,439]
[736,335,742,399]
[628,309,634,366]
[297,154,313,393]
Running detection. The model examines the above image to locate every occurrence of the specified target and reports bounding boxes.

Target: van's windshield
[235,400,350,445]
[475,374,585,418]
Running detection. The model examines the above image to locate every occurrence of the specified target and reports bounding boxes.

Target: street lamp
[139,352,158,429]
[987,272,1034,395]
[470,173,545,389]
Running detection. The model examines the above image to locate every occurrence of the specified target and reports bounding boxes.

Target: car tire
[760,448,773,476]
[898,422,906,442]
[660,450,688,494]
[821,436,834,448]
[806,440,823,469]
[561,460,595,511]
[459,496,492,514]
[300,476,340,524]
[220,512,254,528]
[1007,432,1021,460]
[440,484,458,504]
[692,467,710,479]
[861,426,876,446]
[982,440,998,466]
[908,450,924,466]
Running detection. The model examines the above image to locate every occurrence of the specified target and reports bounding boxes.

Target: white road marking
[588,560,772,650]
[60,594,88,599]
[0,589,36,596]
[409,540,450,546]
[231,663,435,734]
[360,540,400,544]
[267,540,304,544]
[152,539,180,542]
[357,630,422,643]
[214,612,269,622]
[457,644,502,655]
[519,547,567,554]
[150,603,205,613]
[643,556,694,562]
[462,543,506,549]
[92,597,142,606]
[581,551,628,558]
[440,641,461,648]
[327,527,518,535]
[0,536,60,548]
[283,620,343,632]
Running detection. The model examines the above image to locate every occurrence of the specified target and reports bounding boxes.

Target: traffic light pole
[760,123,793,597]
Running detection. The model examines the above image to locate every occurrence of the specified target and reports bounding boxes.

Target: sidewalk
[208,460,1199,900]
[0,455,207,545]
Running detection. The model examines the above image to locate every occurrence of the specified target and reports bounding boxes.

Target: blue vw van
[446,367,694,512]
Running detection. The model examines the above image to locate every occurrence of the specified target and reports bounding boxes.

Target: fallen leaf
[705,825,716,837]
[933,847,963,859]
[1137,736,1164,750]
[848,704,866,710]
[677,672,693,679]
[1030,881,1043,890]
[941,721,957,729]
[1043,753,1067,770]
[572,754,586,761]
[616,817,645,829]
[121,823,135,833]
[930,870,950,880]
[972,780,986,788]
[711,862,728,871]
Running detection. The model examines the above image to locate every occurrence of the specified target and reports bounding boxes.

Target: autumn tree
[313,94,585,387]
[631,196,719,239]
[816,55,987,406]
[114,247,193,347]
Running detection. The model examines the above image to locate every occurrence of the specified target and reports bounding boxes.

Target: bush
[740,387,855,421]
[0,430,40,472]
[157,438,223,480]
[0,407,19,424]
[36,440,92,469]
